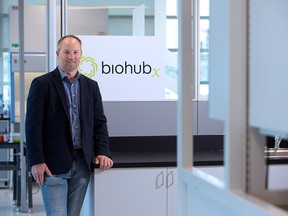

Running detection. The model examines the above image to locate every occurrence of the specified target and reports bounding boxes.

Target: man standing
[26,35,113,216]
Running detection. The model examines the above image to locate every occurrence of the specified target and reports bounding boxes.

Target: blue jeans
[40,156,90,216]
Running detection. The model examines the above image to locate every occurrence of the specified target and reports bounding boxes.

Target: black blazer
[25,68,111,174]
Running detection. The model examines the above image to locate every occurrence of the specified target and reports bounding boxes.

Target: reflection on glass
[2,53,11,113]
[166,19,178,50]
[275,135,283,150]
[200,0,210,16]
[200,52,209,83]
[166,0,177,16]
[166,1,210,99]
[200,19,209,50]
[200,19,209,86]
[13,72,46,122]
[2,0,210,102]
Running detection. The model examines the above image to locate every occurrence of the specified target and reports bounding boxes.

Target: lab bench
[0,142,32,211]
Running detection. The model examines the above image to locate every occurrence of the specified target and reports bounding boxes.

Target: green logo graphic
[79,57,161,78]
[78,56,98,78]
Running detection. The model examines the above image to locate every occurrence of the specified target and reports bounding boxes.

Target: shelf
[0,118,10,120]
[0,161,19,171]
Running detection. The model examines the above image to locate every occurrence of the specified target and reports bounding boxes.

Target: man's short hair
[57,35,82,51]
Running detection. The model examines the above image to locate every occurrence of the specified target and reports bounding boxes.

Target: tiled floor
[0,183,45,216]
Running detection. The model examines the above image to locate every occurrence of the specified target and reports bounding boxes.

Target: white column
[47,0,57,72]
[177,0,193,215]
[223,0,248,191]
[154,0,166,37]
[209,0,248,190]
[192,0,200,99]
[177,0,193,169]
[133,4,145,36]
[60,0,67,37]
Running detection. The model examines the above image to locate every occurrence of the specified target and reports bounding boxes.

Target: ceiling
[1,0,155,15]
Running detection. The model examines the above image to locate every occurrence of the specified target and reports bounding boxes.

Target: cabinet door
[167,167,178,216]
[94,168,166,216]
[196,166,224,181]
[267,165,288,190]
[80,175,94,216]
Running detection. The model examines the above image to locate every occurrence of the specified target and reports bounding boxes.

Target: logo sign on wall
[78,36,165,101]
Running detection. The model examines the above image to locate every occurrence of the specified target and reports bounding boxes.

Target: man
[25,35,113,216]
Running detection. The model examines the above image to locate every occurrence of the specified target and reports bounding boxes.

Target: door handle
[166,170,174,188]
[156,171,164,189]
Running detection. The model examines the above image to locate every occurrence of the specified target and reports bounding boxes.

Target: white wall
[104,101,223,136]
[249,0,288,137]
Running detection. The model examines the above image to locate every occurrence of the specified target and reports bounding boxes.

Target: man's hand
[95,155,113,170]
[31,163,52,185]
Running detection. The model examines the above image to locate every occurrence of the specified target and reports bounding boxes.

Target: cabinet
[0,142,33,210]
[196,166,224,181]
[92,167,177,216]
[166,167,178,216]
[267,165,288,190]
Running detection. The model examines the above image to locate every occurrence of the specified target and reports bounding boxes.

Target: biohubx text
[101,61,160,77]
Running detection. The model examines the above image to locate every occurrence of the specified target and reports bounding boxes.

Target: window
[166,0,210,100]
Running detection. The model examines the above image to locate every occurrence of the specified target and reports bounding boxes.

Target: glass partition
[2,0,210,119]
[64,0,210,101]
